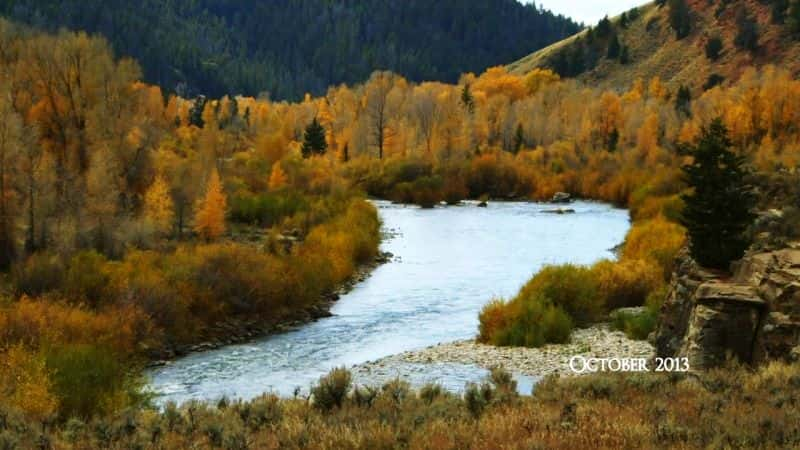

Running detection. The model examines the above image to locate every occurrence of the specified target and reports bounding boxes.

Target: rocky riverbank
[148,250,394,366]
[352,323,654,379]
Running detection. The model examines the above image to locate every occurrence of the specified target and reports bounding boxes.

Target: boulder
[677,282,764,369]
[551,192,572,203]
[542,208,575,214]
[654,245,800,369]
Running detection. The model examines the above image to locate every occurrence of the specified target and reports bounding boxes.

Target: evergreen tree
[512,124,524,154]
[619,45,630,64]
[734,8,759,52]
[301,117,328,158]
[668,0,692,39]
[596,16,612,38]
[790,0,800,36]
[771,0,788,24]
[705,36,723,60]
[675,85,692,116]
[607,128,619,151]
[189,96,207,128]
[619,12,630,28]
[607,34,621,59]
[461,83,475,114]
[680,119,756,270]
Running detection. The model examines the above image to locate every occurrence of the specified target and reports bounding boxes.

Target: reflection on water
[148,200,629,403]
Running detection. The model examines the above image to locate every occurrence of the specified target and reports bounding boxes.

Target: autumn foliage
[0,17,798,422]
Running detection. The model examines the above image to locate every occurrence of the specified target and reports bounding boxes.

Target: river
[148,200,629,404]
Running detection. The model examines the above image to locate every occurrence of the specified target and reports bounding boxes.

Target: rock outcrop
[653,245,800,369]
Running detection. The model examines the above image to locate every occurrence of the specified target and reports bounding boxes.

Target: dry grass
[508,0,800,93]
[1,363,797,449]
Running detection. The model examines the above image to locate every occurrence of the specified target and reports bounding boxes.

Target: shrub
[228,191,308,226]
[45,344,143,419]
[516,264,601,326]
[592,259,663,310]
[311,367,352,411]
[64,251,111,307]
[622,217,685,278]
[612,309,658,340]
[477,299,511,343]
[482,296,573,347]
[13,253,65,297]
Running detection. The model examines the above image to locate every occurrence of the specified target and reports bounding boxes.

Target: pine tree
[194,169,227,241]
[734,8,759,52]
[680,118,756,270]
[705,36,723,60]
[143,175,175,236]
[789,0,800,35]
[607,34,621,59]
[189,96,207,128]
[619,45,630,64]
[301,117,327,158]
[512,124,524,154]
[675,85,692,116]
[461,83,475,114]
[668,0,692,39]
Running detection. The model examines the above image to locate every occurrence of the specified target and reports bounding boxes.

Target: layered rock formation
[653,245,800,369]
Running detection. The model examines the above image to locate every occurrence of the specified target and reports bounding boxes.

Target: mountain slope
[508,0,800,91]
[0,0,580,100]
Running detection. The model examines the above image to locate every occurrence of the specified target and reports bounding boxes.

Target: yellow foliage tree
[0,345,58,421]
[194,169,227,241]
[268,163,288,191]
[143,175,175,235]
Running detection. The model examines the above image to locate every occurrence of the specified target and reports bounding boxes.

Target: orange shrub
[622,217,686,278]
[477,299,511,343]
[591,259,663,310]
[0,297,154,359]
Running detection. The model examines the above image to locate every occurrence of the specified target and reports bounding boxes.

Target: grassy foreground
[1,362,798,449]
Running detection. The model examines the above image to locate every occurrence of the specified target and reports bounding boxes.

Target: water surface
[149,200,629,403]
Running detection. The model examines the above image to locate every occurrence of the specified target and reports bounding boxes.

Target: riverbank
[352,323,654,379]
[148,250,394,365]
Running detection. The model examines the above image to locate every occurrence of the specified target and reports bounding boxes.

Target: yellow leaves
[622,216,686,275]
[647,77,667,100]
[636,111,660,157]
[472,66,527,101]
[524,68,560,95]
[0,345,58,421]
[143,175,175,235]
[194,168,227,241]
[268,163,288,191]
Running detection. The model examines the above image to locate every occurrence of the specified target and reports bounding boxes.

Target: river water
[148,200,629,404]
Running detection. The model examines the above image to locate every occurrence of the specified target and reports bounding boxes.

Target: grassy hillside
[509,0,800,92]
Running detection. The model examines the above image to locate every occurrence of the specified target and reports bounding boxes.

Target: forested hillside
[509,0,800,91]
[0,0,580,100]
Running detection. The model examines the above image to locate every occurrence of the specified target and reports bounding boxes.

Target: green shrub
[612,309,658,340]
[311,367,352,411]
[516,264,601,326]
[45,344,142,419]
[486,296,573,347]
[228,191,308,226]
